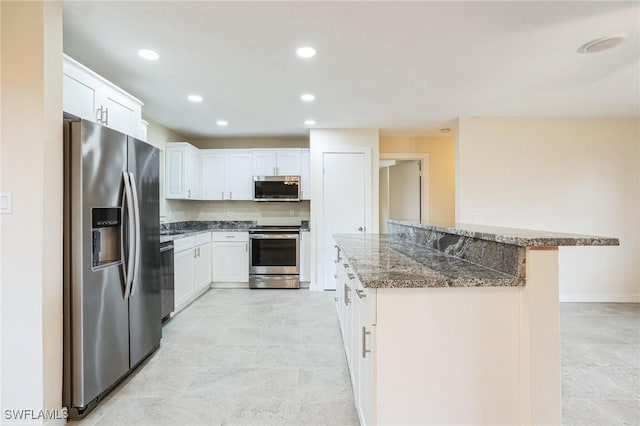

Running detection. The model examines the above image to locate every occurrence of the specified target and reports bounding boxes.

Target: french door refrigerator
[63,117,161,418]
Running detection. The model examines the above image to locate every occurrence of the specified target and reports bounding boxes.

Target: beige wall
[380,135,455,223]
[379,167,389,233]
[456,117,640,302]
[163,136,311,224]
[389,160,422,223]
[1,0,63,417]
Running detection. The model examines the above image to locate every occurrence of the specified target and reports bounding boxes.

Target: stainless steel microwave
[253,176,300,202]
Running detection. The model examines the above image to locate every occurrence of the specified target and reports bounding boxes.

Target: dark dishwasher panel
[160,241,174,322]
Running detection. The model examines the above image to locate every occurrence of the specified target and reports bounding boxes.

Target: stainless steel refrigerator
[63,117,161,418]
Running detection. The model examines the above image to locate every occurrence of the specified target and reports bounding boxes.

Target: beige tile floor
[69,290,639,426]
[561,302,639,426]
[70,289,358,426]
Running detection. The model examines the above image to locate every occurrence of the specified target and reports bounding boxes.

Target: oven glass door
[250,236,299,275]
[254,180,299,201]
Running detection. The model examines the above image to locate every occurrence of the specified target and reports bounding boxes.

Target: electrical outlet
[225,209,231,218]
[472,212,481,223]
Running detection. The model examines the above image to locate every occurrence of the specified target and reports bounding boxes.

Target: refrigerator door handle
[122,172,136,299]
[128,172,142,296]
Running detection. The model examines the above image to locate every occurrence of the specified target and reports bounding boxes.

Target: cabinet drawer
[173,235,195,253]
[194,231,212,246]
[212,232,249,242]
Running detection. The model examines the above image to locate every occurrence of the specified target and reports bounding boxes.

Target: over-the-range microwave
[253,176,300,202]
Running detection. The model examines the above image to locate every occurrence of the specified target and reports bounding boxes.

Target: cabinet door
[63,72,98,121]
[174,249,195,310]
[201,152,226,200]
[356,290,375,426]
[185,147,201,200]
[227,151,254,200]
[100,90,140,137]
[253,150,277,176]
[194,243,212,291]
[211,241,249,282]
[165,147,186,199]
[300,231,311,282]
[300,150,310,200]
[276,150,301,176]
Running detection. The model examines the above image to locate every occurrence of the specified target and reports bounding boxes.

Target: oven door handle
[250,234,299,239]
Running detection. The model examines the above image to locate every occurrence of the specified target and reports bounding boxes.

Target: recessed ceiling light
[187,94,203,103]
[137,49,159,61]
[216,120,228,127]
[296,46,316,58]
[304,120,316,126]
[300,94,315,102]
[577,34,626,54]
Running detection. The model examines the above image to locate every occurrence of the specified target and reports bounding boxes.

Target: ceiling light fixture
[137,49,160,61]
[296,46,316,58]
[577,34,626,54]
[216,120,228,126]
[187,94,203,103]
[300,93,315,102]
[304,120,316,126]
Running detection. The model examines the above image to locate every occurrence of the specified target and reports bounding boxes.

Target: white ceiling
[63,1,640,138]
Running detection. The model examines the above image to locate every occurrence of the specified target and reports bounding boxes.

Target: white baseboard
[559,293,640,303]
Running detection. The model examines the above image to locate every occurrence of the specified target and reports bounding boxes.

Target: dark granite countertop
[334,234,522,288]
[388,220,619,247]
[160,221,254,243]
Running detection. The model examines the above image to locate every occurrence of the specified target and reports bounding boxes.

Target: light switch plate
[0,192,12,214]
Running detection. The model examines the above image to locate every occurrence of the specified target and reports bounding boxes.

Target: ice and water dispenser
[91,207,122,269]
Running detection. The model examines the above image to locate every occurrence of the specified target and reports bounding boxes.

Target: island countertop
[333,234,521,288]
[388,220,620,247]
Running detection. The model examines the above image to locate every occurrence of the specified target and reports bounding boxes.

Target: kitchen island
[333,221,619,426]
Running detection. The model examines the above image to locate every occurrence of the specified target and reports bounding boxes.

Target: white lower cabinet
[300,230,311,282]
[335,246,376,426]
[173,236,196,312]
[211,232,249,283]
[173,232,211,313]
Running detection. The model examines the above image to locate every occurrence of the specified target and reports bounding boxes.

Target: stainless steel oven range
[249,226,300,289]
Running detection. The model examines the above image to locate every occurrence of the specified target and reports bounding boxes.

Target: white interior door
[322,152,366,290]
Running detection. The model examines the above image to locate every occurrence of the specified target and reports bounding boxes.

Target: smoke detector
[577,35,626,54]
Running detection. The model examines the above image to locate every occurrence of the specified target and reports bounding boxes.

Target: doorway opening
[379,154,429,233]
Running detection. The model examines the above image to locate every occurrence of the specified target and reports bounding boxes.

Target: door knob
[358,227,363,231]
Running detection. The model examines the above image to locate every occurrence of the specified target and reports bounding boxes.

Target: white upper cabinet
[275,150,301,176]
[201,150,253,201]
[166,142,201,200]
[300,149,310,200]
[253,149,301,176]
[63,54,143,138]
[201,151,227,200]
[227,151,254,200]
[253,150,278,176]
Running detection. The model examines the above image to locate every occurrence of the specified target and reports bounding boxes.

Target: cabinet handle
[334,297,338,302]
[198,247,201,257]
[222,191,224,200]
[273,166,276,175]
[347,273,355,280]
[103,107,109,126]
[344,283,351,306]
[356,289,366,299]
[230,191,232,200]
[342,263,349,269]
[362,326,371,358]
[358,226,364,232]
[194,249,197,259]
[333,274,339,279]
[187,189,191,198]
[96,106,103,124]
[246,242,248,252]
